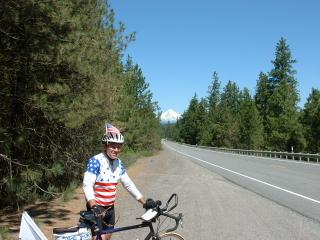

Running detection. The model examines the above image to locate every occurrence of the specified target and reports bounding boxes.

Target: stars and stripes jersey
[83,153,142,207]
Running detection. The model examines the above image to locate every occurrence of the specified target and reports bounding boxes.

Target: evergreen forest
[0,1,161,209]
[165,38,320,154]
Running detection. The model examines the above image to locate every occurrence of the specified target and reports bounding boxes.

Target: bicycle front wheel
[159,232,185,240]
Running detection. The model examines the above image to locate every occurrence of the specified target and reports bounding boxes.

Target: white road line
[165,143,320,205]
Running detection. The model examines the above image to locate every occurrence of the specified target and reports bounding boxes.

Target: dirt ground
[0,150,150,240]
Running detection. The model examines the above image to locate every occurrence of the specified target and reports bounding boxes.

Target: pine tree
[179,94,201,145]
[197,98,209,144]
[201,71,221,146]
[301,88,320,153]
[220,80,241,113]
[207,71,221,112]
[118,57,160,151]
[266,38,305,151]
[255,72,272,127]
[269,38,297,88]
[214,81,241,148]
[239,88,264,149]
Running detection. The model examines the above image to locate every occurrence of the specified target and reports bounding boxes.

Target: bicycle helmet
[101,124,124,144]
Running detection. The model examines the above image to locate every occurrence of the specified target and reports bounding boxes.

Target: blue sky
[111,0,320,114]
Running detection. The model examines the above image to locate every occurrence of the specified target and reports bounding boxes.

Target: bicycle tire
[159,232,185,240]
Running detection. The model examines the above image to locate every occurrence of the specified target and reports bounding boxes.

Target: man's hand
[91,205,105,218]
[143,198,157,210]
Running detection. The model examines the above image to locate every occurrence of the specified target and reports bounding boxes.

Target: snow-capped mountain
[160,109,181,123]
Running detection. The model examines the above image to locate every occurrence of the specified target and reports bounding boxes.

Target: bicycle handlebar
[79,193,183,234]
[160,212,183,232]
[153,193,183,232]
[165,193,178,212]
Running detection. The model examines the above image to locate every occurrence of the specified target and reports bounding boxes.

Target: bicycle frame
[96,220,159,240]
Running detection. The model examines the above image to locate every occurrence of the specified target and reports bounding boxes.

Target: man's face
[105,143,123,160]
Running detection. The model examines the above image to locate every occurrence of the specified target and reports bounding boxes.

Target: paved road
[165,141,320,223]
[115,142,320,240]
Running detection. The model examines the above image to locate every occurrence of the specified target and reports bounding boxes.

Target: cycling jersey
[83,152,142,206]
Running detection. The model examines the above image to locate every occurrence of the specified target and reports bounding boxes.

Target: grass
[0,226,14,240]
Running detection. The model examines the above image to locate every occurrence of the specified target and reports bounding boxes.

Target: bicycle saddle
[53,226,79,234]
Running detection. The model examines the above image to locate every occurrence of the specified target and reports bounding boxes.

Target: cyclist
[83,124,152,240]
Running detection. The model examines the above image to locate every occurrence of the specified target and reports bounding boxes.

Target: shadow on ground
[0,201,73,237]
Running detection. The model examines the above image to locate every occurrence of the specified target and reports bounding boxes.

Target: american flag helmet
[101,124,124,144]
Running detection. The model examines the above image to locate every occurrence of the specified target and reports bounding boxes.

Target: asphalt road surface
[114,141,320,240]
[165,141,320,223]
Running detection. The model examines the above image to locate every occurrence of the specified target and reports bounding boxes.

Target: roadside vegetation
[0,1,161,210]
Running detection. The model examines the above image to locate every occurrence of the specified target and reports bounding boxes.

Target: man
[83,124,149,240]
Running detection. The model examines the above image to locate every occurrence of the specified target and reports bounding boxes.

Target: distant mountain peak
[160,109,181,123]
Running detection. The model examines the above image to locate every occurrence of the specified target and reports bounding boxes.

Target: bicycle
[53,193,184,240]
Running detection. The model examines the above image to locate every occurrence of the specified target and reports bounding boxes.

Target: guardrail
[183,143,320,163]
